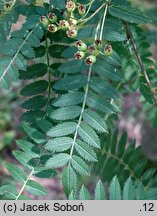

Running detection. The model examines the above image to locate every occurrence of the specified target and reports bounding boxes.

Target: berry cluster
[40,0,113,66]
[40,1,87,38]
[74,40,113,66]
[0,3,11,17]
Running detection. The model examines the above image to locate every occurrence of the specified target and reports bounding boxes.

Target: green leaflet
[20,80,48,96]
[5,163,27,184]
[50,106,81,120]
[117,132,127,157]
[90,76,120,100]
[68,191,77,200]
[26,180,47,196]
[94,180,106,200]
[34,167,56,178]
[35,118,52,133]
[0,54,26,89]
[52,91,84,107]
[45,137,73,153]
[93,58,122,81]
[58,60,84,74]
[22,122,46,144]
[75,140,97,162]
[140,83,154,104]
[21,95,47,110]
[78,124,100,149]
[104,16,126,42]
[79,186,91,200]
[53,75,87,91]
[21,43,35,59]
[123,178,135,200]
[62,165,77,197]
[109,176,121,200]
[109,5,151,24]
[87,93,115,114]
[0,185,17,197]
[83,109,108,133]
[13,150,33,169]
[47,122,77,137]
[71,155,90,176]
[46,153,70,168]
[21,110,45,123]
[19,63,47,80]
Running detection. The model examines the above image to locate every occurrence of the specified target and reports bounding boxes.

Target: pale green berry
[75,40,87,52]
[4,3,11,12]
[74,51,85,60]
[104,44,113,56]
[40,16,49,27]
[94,39,102,49]
[85,55,96,65]
[78,4,86,16]
[48,13,57,23]
[66,29,78,38]
[48,24,58,33]
[68,18,77,27]
[87,45,99,55]
[66,1,76,13]
[59,20,70,30]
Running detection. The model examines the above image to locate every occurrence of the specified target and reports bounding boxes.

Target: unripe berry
[74,51,85,60]
[4,3,11,12]
[68,18,77,27]
[104,44,113,56]
[59,20,70,30]
[78,4,86,16]
[87,45,99,55]
[66,1,76,13]
[75,40,87,52]
[40,16,49,27]
[48,24,58,33]
[48,13,57,23]
[66,29,78,38]
[85,55,96,65]
[94,39,102,49]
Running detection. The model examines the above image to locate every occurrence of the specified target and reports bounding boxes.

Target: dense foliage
[0,0,157,200]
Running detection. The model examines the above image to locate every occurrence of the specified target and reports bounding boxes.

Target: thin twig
[124,21,157,106]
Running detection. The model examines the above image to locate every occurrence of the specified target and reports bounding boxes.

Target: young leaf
[5,163,27,184]
[79,186,91,200]
[83,109,108,133]
[75,140,97,162]
[109,176,121,200]
[94,180,106,200]
[46,153,70,168]
[78,124,100,149]
[123,178,135,200]
[26,180,47,196]
[62,165,77,197]
[50,106,81,120]
[45,137,73,153]
[47,122,77,137]
[71,155,90,176]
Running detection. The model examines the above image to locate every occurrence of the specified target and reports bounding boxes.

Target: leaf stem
[77,0,94,23]
[15,149,46,200]
[0,23,39,85]
[15,168,34,200]
[78,3,106,28]
[69,66,92,159]
[99,1,109,41]
[44,35,51,117]
[124,21,157,106]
